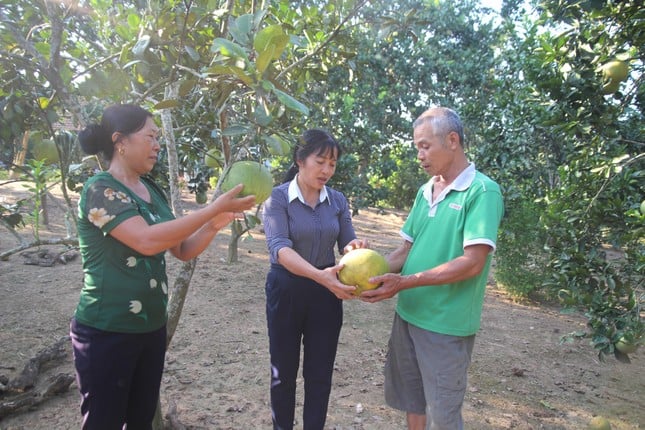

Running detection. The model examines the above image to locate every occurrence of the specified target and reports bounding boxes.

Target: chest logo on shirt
[449,203,462,211]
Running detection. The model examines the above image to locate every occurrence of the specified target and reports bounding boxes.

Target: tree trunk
[9,131,29,179]
[152,83,199,430]
[228,230,241,263]
[159,82,196,347]
[165,259,197,344]
[40,191,49,226]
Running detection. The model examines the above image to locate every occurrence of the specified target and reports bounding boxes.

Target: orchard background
[0,1,642,428]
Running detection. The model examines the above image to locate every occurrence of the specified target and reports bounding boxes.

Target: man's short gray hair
[413,107,464,146]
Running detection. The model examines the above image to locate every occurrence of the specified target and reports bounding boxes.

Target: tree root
[8,336,70,392]
[0,336,74,419]
[20,248,79,267]
[0,237,79,261]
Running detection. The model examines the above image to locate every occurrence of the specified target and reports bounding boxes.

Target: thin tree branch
[276,0,370,80]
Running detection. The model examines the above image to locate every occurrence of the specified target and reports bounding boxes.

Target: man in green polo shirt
[361,107,504,430]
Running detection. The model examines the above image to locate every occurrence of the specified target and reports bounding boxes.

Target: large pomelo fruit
[601,60,629,82]
[204,148,224,169]
[338,248,389,295]
[614,336,639,354]
[221,160,273,204]
[31,138,60,164]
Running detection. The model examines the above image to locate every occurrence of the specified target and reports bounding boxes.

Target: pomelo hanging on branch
[601,60,629,83]
[220,160,273,205]
[338,248,389,296]
[31,138,60,165]
[598,59,629,95]
[204,148,224,169]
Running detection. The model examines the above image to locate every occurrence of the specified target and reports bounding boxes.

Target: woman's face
[296,147,338,191]
[120,117,161,174]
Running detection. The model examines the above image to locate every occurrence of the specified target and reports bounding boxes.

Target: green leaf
[221,125,249,136]
[255,49,274,74]
[254,25,289,60]
[211,38,248,59]
[260,80,275,91]
[127,13,140,29]
[272,89,309,116]
[246,214,261,228]
[184,46,200,62]
[229,14,254,45]
[254,104,272,126]
[154,99,181,110]
[178,79,198,97]
[35,42,50,57]
[205,65,253,86]
[264,134,285,156]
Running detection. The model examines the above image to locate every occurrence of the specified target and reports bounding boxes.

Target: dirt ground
[0,181,643,430]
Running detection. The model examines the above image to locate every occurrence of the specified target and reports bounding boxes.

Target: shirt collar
[423,162,476,203]
[288,174,329,204]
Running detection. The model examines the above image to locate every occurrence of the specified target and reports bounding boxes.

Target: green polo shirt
[74,172,175,333]
[397,164,504,336]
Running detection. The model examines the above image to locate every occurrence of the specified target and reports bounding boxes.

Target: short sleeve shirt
[397,164,504,336]
[74,172,175,333]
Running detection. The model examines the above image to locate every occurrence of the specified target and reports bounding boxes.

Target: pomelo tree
[500,0,644,360]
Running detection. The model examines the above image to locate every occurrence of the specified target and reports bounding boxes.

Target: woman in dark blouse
[262,129,368,430]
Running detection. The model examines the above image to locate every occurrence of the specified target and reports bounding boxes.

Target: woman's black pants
[265,264,343,430]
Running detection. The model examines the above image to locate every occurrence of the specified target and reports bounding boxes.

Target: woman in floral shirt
[71,104,256,429]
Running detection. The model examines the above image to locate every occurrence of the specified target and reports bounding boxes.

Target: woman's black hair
[78,104,153,160]
[283,129,342,183]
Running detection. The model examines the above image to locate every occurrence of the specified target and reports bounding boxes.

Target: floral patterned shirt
[74,172,175,333]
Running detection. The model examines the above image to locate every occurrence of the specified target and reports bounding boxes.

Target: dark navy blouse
[263,178,356,268]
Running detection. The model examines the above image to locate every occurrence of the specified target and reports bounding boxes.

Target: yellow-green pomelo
[615,336,639,354]
[601,60,629,82]
[31,138,60,164]
[221,160,273,204]
[588,416,611,430]
[195,190,208,204]
[204,148,224,169]
[338,248,389,295]
[601,79,620,95]
[640,200,645,215]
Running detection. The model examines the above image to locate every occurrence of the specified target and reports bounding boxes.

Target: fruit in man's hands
[338,248,389,295]
[220,160,273,204]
